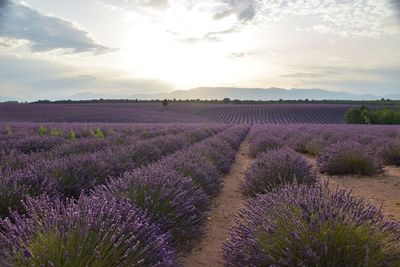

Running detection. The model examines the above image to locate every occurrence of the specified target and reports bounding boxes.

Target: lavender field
[0,103,350,124]
[0,121,399,266]
[2,0,399,264]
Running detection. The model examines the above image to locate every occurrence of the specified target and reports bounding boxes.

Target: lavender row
[1,124,226,169]
[201,104,347,124]
[222,183,400,266]
[223,124,400,266]
[0,124,228,217]
[249,124,400,174]
[93,125,249,250]
[0,123,212,155]
[0,125,249,266]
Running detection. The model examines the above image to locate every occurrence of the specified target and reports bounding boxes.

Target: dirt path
[306,156,400,221]
[182,134,254,267]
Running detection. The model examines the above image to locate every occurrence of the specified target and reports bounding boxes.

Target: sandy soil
[182,134,254,267]
[307,156,400,221]
[183,148,400,266]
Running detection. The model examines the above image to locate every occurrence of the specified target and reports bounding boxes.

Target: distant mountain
[130,87,400,101]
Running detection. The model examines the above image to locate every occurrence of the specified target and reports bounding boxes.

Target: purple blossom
[317,140,383,175]
[241,147,317,197]
[223,183,400,266]
[92,164,210,249]
[0,168,57,217]
[0,194,180,266]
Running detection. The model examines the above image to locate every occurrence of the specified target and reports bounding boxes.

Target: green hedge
[345,106,400,124]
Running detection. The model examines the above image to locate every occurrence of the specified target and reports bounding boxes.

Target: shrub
[0,195,179,266]
[15,136,63,154]
[378,139,400,166]
[317,140,383,175]
[345,106,400,125]
[37,126,47,136]
[45,154,109,198]
[223,184,400,267]
[50,128,63,137]
[193,139,236,173]
[0,169,57,217]
[93,164,209,249]
[92,128,105,139]
[68,129,76,140]
[344,107,368,124]
[163,151,222,197]
[304,137,327,156]
[249,135,282,157]
[5,126,13,136]
[0,150,35,172]
[241,147,317,197]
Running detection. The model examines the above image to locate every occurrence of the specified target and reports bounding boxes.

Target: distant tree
[232,99,242,104]
[223,98,231,103]
[162,99,168,107]
[345,106,400,124]
[344,107,367,124]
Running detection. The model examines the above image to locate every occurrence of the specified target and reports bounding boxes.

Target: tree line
[345,106,400,124]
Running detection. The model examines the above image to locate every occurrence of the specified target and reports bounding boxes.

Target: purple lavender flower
[92,164,210,249]
[223,183,400,266]
[160,150,222,197]
[0,168,57,217]
[317,140,383,175]
[376,137,400,166]
[241,147,317,197]
[0,194,180,266]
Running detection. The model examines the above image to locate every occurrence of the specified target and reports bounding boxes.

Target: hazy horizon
[1,0,399,101]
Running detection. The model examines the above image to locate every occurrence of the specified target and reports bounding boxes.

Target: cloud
[389,0,400,20]
[171,26,237,43]
[283,65,400,94]
[281,72,324,78]
[0,54,174,101]
[213,0,256,22]
[0,0,112,53]
[256,0,397,37]
[98,0,169,11]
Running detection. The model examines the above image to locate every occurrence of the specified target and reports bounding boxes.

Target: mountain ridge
[128,87,400,101]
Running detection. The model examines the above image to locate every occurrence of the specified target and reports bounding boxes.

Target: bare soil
[307,156,400,221]
[182,134,254,267]
[183,148,400,266]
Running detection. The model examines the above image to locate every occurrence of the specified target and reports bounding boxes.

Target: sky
[0,0,399,101]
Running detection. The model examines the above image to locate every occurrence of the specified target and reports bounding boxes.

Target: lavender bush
[161,151,222,197]
[192,139,236,173]
[44,153,109,199]
[241,147,317,197]
[0,169,57,217]
[0,195,179,266]
[249,135,282,157]
[93,164,209,249]
[378,138,400,166]
[317,140,383,175]
[304,137,328,156]
[223,184,400,267]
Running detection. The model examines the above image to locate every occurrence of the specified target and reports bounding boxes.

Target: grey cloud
[172,26,237,43]
[100,0,169,10]
[0,0,112,53]
[214,0,256,22]
[286,66,400,94]
[390,0,400,20]
[228,52,246,58]
[0,41,10,47]
[226,51,254,59]
[281,72,324,78]
[0,54,174,101]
